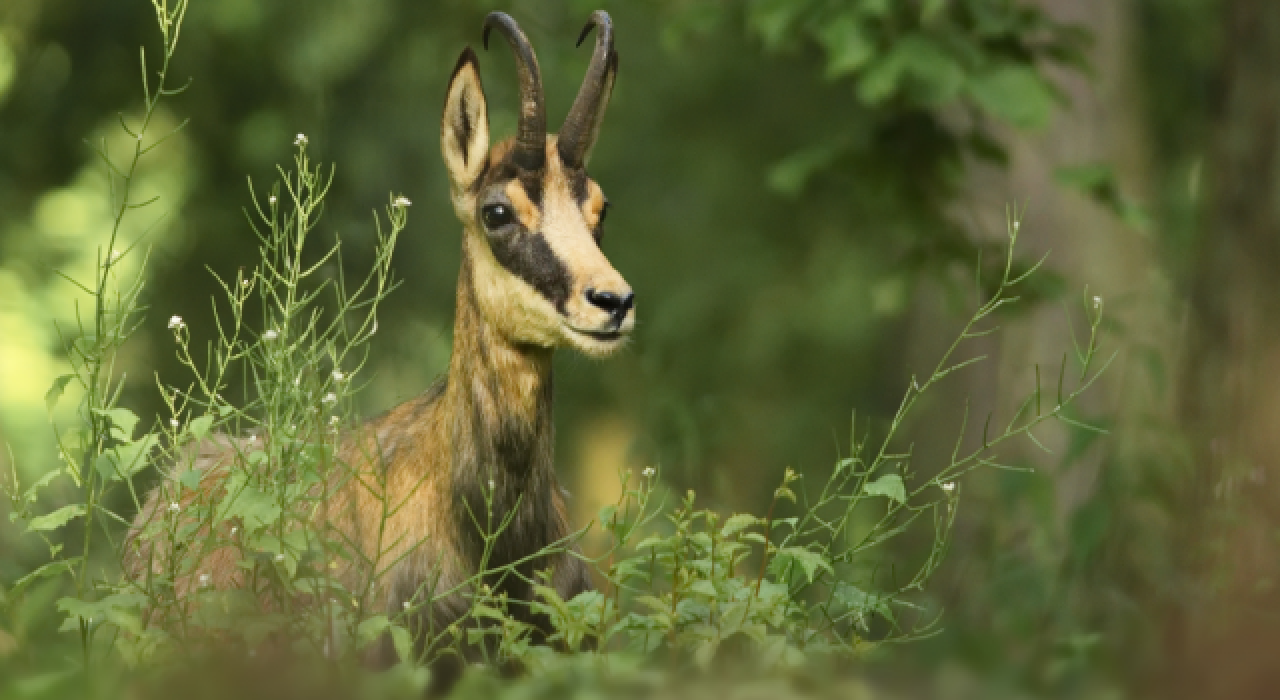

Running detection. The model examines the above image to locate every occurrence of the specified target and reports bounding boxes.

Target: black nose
[585,288,635,323]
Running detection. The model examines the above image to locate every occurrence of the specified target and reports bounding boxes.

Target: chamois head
[441,11,632,358]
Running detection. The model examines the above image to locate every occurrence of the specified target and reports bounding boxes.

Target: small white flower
[274,553,285,563]
[642,467,655,478]
[1092,296,1102,309]
[241,278,250,288]
[370,320,378,336]
[488,479,495,491]
[1013,221,1021,232]
[393,196,412,208]
[323,392,337,404]
[247,435,258,444]
[230,526,239,536]
[332,370,344,382]
[198,573,211,587]
[263,329,279,341]
[168,501,180,513]
[268,195,277,205]
[329,415,339,425]
[294,133,308,146]
[168,315,185,330]
[402,601,411,611]
[169,418,179,428]
[942,482,956,492]
[110,249,123,262]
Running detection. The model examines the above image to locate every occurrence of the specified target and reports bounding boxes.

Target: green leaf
[178,468,204,492]
[220,475,281,532]
[93,408,139,441]
[45,375,76,412]
[864,473,906,504]
[768,141,847,197]
[815,16,875,79]
[967,64,1055,129]
[188,415,214,440]
[720,513,759,538]
[597,504,618,526]
[1055,164,1150,229]
[26,504,85,533]
[860,36,965,106]
[689,580,718,598]
[772,546,832,583]
[921,0,947,22]
[95,434,159,482]
[7,558,80,599]
[746,0,804,50]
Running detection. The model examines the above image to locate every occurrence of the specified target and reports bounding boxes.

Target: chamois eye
[482,203,514,229]
[594,201,610,242]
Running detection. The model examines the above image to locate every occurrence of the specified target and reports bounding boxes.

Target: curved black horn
[558,10,616,169]
[482,12,546,170]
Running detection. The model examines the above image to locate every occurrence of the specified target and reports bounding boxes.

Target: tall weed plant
[0,2,1109,695]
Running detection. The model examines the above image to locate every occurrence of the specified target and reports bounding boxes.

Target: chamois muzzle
[585,287,634,327]
[558,10,617,170]
[482,12,546,170]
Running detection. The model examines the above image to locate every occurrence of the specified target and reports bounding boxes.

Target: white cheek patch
[466,228,565,347]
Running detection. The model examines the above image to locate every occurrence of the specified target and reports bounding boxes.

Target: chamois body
[127,10,629,656]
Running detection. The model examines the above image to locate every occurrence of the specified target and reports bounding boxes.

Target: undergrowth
[0,2,1110,697]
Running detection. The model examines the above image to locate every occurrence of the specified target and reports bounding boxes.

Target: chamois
[126,10,631,657]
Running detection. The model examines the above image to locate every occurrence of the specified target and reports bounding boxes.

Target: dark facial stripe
[488,229,572,312]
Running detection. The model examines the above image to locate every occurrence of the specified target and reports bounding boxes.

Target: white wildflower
[110,249,122,262]
[402,601,411,611]
[198,573,211,587]
[263,329,279,341]
[241,278,250,288]
[329,415,339,426]
[168,501,180,513]
[1013,221,1021,232]
[169,418,179,428]
[332,369,345,382]
[274,553,285,563]
[1092,296,1102,309]
[323,392,337,404]
[393,195,412,208]
[294,133,308,146]
[942,482,956,492]
[168,315,185,330]
[488,479,495,491]
[268,195,277,205]
[642,467,655,478]
[370,320,378,336]
[230,526,239,536]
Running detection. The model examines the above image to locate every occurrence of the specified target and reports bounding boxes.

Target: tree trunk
[1170,1,1280,696]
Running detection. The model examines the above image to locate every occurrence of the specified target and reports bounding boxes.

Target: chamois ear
[442,47,490,191]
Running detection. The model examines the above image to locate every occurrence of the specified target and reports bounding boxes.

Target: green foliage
[0,0,1138,698]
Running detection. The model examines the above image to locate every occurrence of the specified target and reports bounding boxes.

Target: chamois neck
[446,243,555,461]
[446,241,564,570]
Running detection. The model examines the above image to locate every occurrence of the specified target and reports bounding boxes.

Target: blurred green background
[3,0,1279,697]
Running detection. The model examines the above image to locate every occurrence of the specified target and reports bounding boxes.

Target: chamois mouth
[564,322,631,355]
[567,325,626,342]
